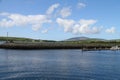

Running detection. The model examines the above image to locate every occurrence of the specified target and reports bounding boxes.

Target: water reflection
[0,49,120,80]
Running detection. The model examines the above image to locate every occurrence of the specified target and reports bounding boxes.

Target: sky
[0,0,120,40]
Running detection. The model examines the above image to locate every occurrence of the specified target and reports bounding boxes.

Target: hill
[0,36,34,42]
[66,37,89,41]
[0,36,56,42]
[65,36,105,41]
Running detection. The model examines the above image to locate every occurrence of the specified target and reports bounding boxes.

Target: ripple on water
[0,49,120,80]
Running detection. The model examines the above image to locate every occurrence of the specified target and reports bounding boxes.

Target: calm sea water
[0,49,120,80]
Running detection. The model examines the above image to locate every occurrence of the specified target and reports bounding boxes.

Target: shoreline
[0,42,112,50]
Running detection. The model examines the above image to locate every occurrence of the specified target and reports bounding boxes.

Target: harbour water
[0,49,120,80]
[0,41,5,44]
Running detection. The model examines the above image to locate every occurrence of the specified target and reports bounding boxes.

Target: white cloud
[41,29,48,34]
[0,3,102,35]
[0,12,10,16]
[56,18,101,34]
[79,19,96,25]
[32,24,42,31]
[0,3,60,31]
[0,12,51,31]
[46,3,60,15]
[77,2,86,9]
[60,7,71,18]
[56,18,75,32]
[72,19,101,34]
[106,27,115,34]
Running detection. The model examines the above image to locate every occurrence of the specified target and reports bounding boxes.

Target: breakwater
[0,42,112,50]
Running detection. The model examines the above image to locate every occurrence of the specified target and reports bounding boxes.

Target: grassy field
[0,36,56,42]
[0,36,120,50]
[0,36,33,42]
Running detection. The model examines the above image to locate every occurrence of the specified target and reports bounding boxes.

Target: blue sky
[0,0,120,40]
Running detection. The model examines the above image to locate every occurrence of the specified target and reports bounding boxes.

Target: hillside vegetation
[0,37,33,42]
[0,37,56,42]
[0,36,120,49]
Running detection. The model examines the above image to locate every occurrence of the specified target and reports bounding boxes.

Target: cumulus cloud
[106,27,115,34]
[0,12,51,31]
[56,18,75,32]
[77,2,86,9]
[56,18,101,34]
[0,3,102,35]
[46,3,60,15]
[41,29,48,34]
[32,24,42,31]
[60,7,71,18]
[0,3,60,31]
[73,19,101,34]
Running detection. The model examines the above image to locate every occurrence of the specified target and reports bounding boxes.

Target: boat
[110,46,120,50]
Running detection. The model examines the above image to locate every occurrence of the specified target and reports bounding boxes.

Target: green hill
[0,37,33,42]
[0,36,56,42]
[65,37,105,42]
